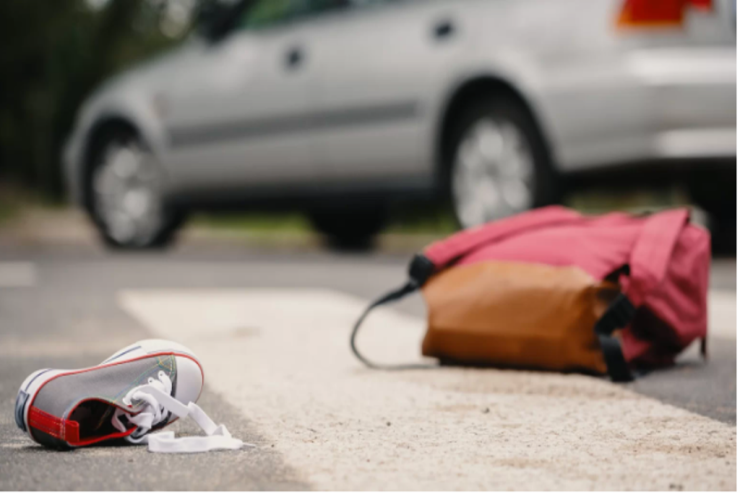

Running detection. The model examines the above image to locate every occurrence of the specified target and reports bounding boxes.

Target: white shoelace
[111,371,251,453]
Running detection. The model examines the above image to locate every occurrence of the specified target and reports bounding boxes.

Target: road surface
[0,245,735,490]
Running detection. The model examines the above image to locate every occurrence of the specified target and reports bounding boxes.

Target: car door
[306,0,463,185]
[162,0,319,196]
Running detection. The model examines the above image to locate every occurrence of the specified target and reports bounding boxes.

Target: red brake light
[617,0,714,28]
[687,0,713,11]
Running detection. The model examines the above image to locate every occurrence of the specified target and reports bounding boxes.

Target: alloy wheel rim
[93,142,164,246]
[452,118,535,229]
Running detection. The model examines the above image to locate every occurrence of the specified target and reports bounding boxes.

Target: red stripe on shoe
[28,406,137,446]
[28,406,80,443]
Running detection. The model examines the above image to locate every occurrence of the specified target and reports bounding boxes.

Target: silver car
[63,0,736,248]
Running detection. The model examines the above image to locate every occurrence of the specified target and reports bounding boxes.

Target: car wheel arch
[435,75,558,191]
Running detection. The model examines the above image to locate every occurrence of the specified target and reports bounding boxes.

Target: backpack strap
[423,206,584,268]
[594,209,691,382]
[350,255,438,369]
[595,293,637,382]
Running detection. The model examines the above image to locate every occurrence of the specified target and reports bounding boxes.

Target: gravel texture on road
[122,288,736,491]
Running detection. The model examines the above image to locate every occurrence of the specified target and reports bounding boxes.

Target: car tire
[86,126,186,250]
[446,96,560,229]
[689,169,736,255]
[309,207,386,251]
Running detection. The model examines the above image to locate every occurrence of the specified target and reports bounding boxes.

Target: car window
[237,0,394,31]
[346,0,396,8]
[238,0,298,29]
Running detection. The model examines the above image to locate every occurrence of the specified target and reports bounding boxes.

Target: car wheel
[447,97,560,229]
[689,169,736,255]
[87,127,185,249]
[309,207,386,251]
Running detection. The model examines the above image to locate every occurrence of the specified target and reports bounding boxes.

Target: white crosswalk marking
[119,289,736,491]
[0,262,36,287]
[709,290,737,338]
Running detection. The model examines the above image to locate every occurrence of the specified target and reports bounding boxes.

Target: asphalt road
[0,245,735,489]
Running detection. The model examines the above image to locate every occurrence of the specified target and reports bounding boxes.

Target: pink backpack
[352,206,711,382]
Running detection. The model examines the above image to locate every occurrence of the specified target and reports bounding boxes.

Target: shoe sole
[15,339,203,444]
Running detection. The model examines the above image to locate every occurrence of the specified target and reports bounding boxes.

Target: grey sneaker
[15,339,204,449]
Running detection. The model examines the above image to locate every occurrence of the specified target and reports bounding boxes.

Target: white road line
[709,290,736,338]
[0,262,36,288]
[119,289,735,491]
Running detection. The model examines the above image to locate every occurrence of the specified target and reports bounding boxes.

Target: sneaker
[15,339,244,453]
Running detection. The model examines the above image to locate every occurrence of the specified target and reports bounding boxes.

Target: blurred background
[0,0,192,196]
[0,0,736,253]
[0,0,192,231]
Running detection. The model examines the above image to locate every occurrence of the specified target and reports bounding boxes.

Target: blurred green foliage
[0,0,189,200]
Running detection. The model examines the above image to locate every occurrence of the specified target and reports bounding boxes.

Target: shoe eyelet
[148,377,155,384]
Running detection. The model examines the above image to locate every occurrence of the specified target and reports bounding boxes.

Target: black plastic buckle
[408,254,436,287]
[595,293,636,336]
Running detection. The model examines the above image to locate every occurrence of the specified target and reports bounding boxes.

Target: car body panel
[63,0,736,208]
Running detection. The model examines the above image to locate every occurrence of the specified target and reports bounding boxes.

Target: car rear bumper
[649,128,736,160]
[546,47,736,171]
